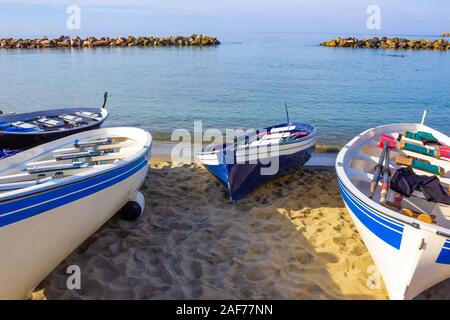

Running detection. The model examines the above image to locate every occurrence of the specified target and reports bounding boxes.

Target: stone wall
[320,37,449,51]
[0,35,220,49]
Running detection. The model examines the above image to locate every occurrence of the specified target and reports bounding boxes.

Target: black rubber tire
[119,201,142,221]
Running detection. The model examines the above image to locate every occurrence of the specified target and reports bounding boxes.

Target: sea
[0,32,449,146]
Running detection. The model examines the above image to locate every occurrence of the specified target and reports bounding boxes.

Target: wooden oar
[370,134,396,199]
[27,152,133,168]
[380,145,391,204]
[370,143,387,198]
[74,137,113,149]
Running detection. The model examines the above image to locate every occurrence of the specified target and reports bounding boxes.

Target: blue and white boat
[336,122,449,299]
[0,127,152,299]
[197,122,317,202]
[0,92,109,150]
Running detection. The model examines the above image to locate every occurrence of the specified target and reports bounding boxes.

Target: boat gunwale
[198,122,317,156]
[0,108,109,136]
[336,123,450,239]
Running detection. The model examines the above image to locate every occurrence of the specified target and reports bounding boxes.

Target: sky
[0,0,448,38]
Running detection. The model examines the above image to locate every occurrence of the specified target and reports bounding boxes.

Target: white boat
[336,122,449,299]
[0,127,152,299]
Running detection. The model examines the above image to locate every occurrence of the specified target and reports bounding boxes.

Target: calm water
[0,33,449,145]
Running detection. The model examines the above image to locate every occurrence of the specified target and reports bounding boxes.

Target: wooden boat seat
[59,114,86,124]
[74,138,113,148]
[11,122,37,130]
[270,125,295,133]
[37,117,65,127]
[25,162,89,174]
[75,111,101,120]
[53,150,101,161]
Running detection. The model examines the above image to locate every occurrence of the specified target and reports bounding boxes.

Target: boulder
[92,40,109,47]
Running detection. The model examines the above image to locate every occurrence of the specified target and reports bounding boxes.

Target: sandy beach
[30,158,449,300]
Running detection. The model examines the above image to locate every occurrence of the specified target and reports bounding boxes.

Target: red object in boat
[378,134,396,149]
[289,130,308,138]
[440,145,450,159]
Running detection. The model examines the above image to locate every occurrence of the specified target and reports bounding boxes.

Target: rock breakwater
[0,34,220,49]
[321,37,450,51]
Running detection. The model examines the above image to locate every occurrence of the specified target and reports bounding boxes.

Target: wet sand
[31,160,449,300]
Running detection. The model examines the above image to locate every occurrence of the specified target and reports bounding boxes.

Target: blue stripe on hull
[205,147,313,202]
[0,154,148,228]
[436,240,450,264]
[338,179,404,250]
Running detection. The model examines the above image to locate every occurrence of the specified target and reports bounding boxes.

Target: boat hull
[0,108,108,150]
[0,147,150,299]
[204,146,313,202]
[339,179,450,299]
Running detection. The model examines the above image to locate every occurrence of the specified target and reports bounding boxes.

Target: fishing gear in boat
[390,167,450,205]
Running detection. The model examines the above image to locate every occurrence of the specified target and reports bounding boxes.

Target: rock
[320,36,450,51]
[115,38,126,46]
[441,32,450,37]
[92,40,109,47]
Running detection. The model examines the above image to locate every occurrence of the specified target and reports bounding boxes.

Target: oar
[102,91,108,109]
[380,146,391,204]
[370,143,387,198]
[370,134,395,198]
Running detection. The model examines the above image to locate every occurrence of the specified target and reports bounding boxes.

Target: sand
[30,159,449,300]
